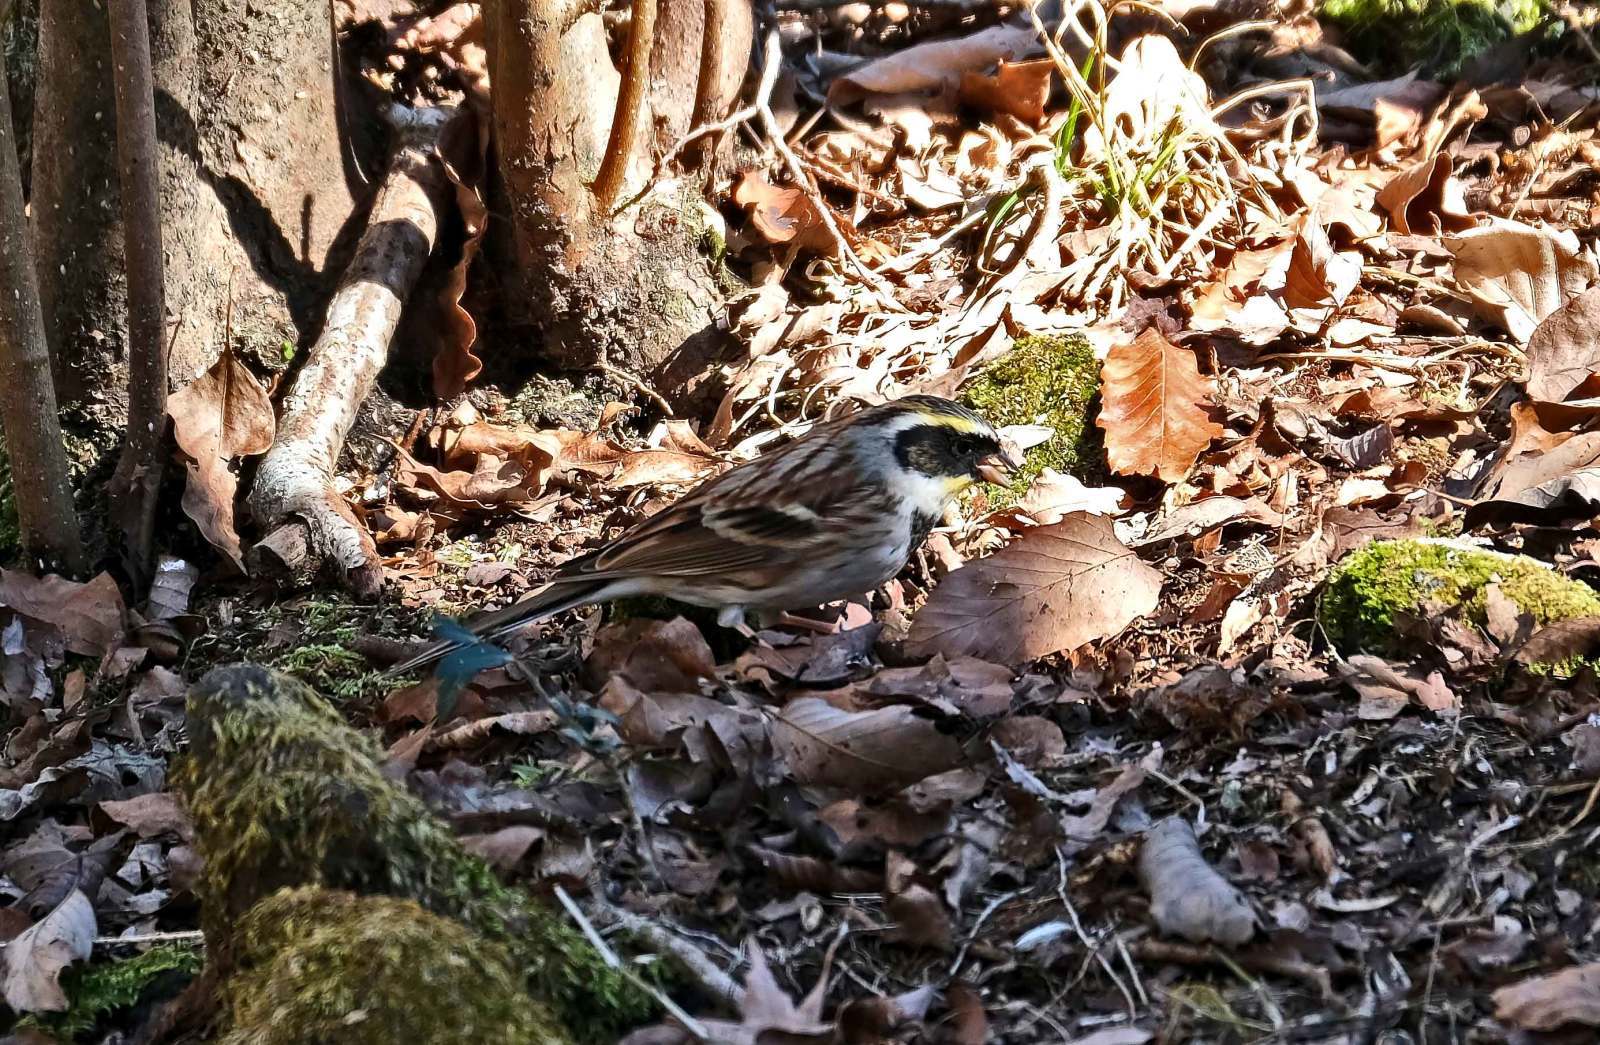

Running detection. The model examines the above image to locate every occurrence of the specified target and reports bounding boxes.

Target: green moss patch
[1319,0,1548,76]
[961,334,1102,501]
[19,944,201,1041]
[1321,540,1600,668]
[222,888,563,1045]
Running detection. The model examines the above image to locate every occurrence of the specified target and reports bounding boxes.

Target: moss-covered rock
[176,664,653,1041]
[221,888,562,1045]
[1319,0,1548,76]
[1321,540,1600,664]
[19,943,200,1041]
[961,333,1101,500]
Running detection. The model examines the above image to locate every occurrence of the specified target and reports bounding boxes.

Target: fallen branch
[592,900,745,1009]
[247,106,452,596]
[1138,817,1256,947]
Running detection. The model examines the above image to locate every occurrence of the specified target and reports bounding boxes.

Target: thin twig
[648,30,782,187]
[94,929,206,947]
[597,357,675,415]
[751,34,901,303]
[594,901,746,1008]
[553,884,711,1040]
[593,0,658,213]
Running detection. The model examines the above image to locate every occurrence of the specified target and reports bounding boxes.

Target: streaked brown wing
[558,433,869,582]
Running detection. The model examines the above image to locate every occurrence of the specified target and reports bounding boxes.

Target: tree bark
[248,108,450,597]
[29,0,371,441]
[30,0,122,418]
[0,41,85,573]
[107,0,168,584]
[487,0,752,383]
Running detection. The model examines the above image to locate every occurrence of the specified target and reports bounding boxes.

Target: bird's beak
[974,447,1022,485]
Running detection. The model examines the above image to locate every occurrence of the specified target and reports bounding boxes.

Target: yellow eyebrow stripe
[916,409,983,434]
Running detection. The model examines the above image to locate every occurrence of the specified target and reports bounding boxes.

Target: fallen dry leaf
[942,981,989,1045]
[166,348,275,571]
[1284,211,1360,310]
[1469,405,1600,522]
[828,23,1039,104]
[734,170,837,256]
[771,697,963,793]
[1097,328,1223,483]
[1526,285,1600,404]
[1511,618,1600,669]
[1493,961,1600,1031]
[459,825,544,871]
[1448,219,1598,342]
[1374,153,1472,236]
[1007,469,1124,523]
[1339,654,1457,719]
[957,58,1053,126]
[432,111,490,398]
[1,888,95,1012]
[0,571,126,658]
[907,514,1162,665]
[97,792,193,842]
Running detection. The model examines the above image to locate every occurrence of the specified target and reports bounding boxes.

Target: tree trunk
[29,0,373,449]
[30,0,121,419]
[106,0,168,584]
[487,0,752,386]
[0,37,84,573]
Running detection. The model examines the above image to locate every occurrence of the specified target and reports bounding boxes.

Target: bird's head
[885,395,1022,491]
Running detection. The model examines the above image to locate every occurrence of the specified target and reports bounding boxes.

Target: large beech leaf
[167,348,275,571]
[1096,328,1222,482]
[2,889,95,1012]
[906,513,1162,665]
[1526,286,1600,404]
[771,697,963,793]
[1447,219,1596,343]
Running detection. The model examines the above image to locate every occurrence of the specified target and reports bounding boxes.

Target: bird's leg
[717,604,762,643]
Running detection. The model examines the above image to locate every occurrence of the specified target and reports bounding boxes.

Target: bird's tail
[383,578,609,678]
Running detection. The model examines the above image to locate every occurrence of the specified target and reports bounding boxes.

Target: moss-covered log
[221,888,564,1044]
[1321,539,1600,669]
[176,664,652,1041]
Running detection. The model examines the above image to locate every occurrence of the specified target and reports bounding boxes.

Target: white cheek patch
[887,466,965,518]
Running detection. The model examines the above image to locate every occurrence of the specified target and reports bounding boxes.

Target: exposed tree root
[247,107,452,597]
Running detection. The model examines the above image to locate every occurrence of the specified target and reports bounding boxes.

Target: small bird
[387,395,1018,676]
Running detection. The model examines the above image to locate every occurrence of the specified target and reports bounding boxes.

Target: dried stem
[0,44,85,573]
[592,0,657,213]
[106,0,167,585]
